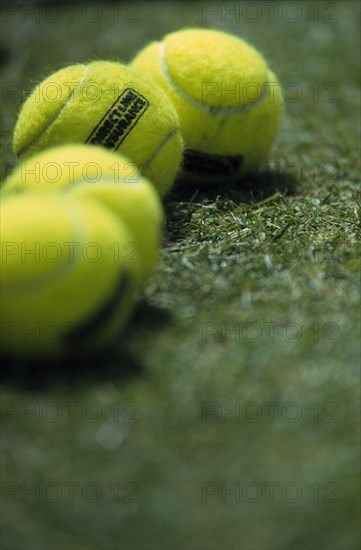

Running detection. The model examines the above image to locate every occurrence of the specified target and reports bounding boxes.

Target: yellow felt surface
[70,177,163,283]
[0,193,140,356]
[2,145,163,282]
[131,29,284,172]
[4,144,131,190]
[13,64,86,158]
[13,62,184,195]
[163,28,268,108]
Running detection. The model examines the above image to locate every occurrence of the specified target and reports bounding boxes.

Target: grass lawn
[1,1,360,549]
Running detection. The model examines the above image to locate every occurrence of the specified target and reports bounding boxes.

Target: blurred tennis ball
[0,193,142,357]
[2,144,163,282]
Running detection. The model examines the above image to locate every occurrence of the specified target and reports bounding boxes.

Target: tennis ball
[131,28,283,179]
[0,193,141,357]
[2,144,163,282]
[13,61,184,196]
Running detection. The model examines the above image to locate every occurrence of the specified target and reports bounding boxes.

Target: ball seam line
[17,65,90,158]
[160,40,270,115]
[141,128,178,174]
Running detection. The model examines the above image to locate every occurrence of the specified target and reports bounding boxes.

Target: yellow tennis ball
[13,61,184,196]
[131,28,284,178]
[0,193,141,357]
[2,144,164,282]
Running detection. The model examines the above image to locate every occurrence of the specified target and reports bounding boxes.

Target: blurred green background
[1,1,360,549]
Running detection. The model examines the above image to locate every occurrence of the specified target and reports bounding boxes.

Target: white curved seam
[142,129,177,173]
[160,40,269,115]
[18,65,90,157]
